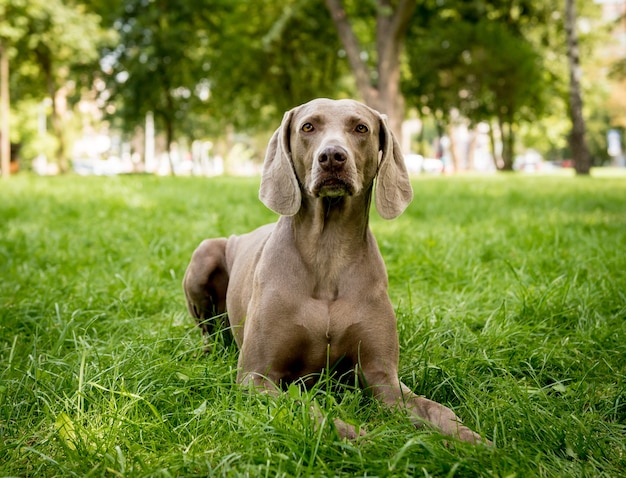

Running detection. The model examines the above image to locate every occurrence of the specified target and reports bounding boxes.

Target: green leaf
[55,412,77,450]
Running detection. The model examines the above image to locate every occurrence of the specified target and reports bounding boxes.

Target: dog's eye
[355,124,368,133]
[301,123,314,133]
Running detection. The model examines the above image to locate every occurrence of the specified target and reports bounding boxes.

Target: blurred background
[0,0,624,178]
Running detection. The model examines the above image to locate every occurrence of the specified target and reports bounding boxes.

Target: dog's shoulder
[226,223,276,271]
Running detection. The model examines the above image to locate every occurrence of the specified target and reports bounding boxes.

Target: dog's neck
[284,189,374,300]
[296,190,371,240]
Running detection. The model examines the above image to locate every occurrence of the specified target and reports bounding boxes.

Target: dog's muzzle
[311,145,356,198]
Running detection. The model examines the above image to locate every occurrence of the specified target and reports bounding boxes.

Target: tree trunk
[36,47,68,173]
[0,44,9,179]
[565,0,591,175]
[325,0,416,139]
[488,120,502,170]
[51,88,68,173]
[499,117,515,171]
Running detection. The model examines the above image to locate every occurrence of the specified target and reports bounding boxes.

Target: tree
[404,0,553,170]
[100,0,349,170]
[0,44,9,178]
[205,0,348,131]
[1,0,110,173]
[325,0,416,137]
[469,21,546,171]
[0,0,27,178]
[29,3,105,173]
[565,0,591,175]
[102,0,224,173]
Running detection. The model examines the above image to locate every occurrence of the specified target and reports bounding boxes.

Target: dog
[183,98,487,443]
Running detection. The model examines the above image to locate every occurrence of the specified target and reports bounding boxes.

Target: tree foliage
[207,0,348,130]
[404,0,555,170]
[1,0,112,171]
[101,0,225,164]
[96,0,349,161]
[1,0,621,172]
[325,0,417,136]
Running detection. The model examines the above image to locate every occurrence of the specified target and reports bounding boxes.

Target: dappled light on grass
[0,174,624,476]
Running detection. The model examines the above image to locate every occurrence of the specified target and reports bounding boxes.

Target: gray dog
[184,98,487,443]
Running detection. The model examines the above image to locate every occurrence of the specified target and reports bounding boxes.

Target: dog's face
[289,99,381,200]
[259,98,412,219]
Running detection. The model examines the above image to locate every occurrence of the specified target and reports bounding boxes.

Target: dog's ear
[259,108,302,216]
[375,114,413,219]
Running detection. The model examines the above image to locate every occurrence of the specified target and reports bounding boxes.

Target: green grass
[1,172,625,477]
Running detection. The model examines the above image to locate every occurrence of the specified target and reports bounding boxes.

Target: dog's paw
[456,425,492,446]
[333,418,366,441]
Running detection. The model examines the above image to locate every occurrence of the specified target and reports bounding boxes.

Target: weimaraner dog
[183,98,487,443]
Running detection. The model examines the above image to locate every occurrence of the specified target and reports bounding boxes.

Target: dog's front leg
[363,368,489,444]
[396,381,489,444]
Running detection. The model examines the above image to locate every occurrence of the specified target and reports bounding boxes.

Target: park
[1,1,626,476]
[2,172,626,475]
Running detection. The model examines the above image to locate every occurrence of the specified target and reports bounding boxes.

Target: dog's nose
[318,146,347,170]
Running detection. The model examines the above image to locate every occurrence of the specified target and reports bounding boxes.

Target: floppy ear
[375,114,413,219]
[258,108,302,216]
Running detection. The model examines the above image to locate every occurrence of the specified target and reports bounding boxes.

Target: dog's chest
[253,222,383,348]
[293,264,378,347]
[285,294,364,371]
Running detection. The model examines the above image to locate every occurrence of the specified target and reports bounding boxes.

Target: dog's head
[259,98,413,219]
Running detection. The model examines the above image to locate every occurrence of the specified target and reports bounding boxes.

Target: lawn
[1,172,625,477]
